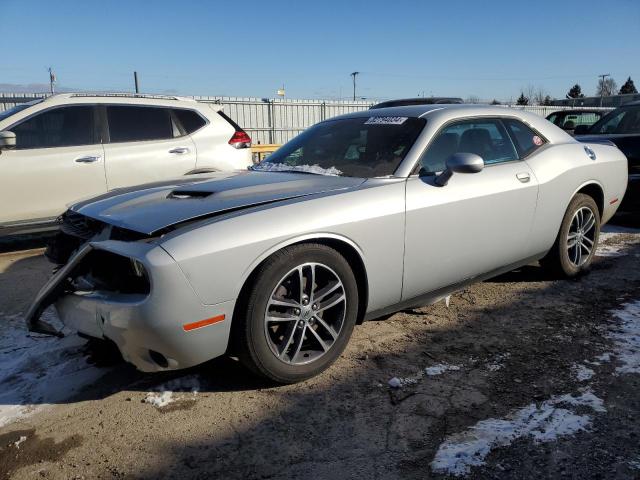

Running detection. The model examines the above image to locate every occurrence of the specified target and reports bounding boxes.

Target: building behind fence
[0,93,613,145]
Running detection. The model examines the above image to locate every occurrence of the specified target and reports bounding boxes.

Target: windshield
[0,100,42,123]
[253,116,426,177]
[589,105,640,134]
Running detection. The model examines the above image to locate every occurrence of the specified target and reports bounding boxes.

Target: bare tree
[465,95,481,104]
[524,85,536,104]
[596,77,618,97]
[533,87,549,106]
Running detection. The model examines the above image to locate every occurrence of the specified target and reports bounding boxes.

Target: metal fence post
[268,99,275,144]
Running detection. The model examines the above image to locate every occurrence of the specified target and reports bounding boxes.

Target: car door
[102,105,197,189]
[0,105,107,225]
[402,117,539,301]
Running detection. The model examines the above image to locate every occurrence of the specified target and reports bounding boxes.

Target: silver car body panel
[26,105,628,372]
[72,171,366,235]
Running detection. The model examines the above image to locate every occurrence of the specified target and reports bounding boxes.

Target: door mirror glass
[0,131,16,151]
[435,152,484,186]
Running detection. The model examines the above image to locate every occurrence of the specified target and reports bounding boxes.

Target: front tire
[540,193,600,278]
[234,244,359,384]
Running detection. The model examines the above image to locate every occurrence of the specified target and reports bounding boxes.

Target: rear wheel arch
[575,182,604,218]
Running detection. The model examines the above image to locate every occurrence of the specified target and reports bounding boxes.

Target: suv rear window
[107,106,174,142]
[172,108,206,134]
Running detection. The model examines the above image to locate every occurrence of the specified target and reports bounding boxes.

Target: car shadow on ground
[1,231,640,478]
[0,232,55,255]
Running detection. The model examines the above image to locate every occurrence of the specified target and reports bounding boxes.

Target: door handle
[516,172,530,183]
[169,147,190,154]
[75,155,102,163]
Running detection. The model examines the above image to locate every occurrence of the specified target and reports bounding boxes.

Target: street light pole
[598,73,610,107]
[48,67,56,94]
[134,71,140,93]
[350,71,359,101]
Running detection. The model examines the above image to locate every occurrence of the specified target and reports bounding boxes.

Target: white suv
[0,93,252,235]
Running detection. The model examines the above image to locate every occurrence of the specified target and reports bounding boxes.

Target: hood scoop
[74,170,367,235]
[168,189,214,200]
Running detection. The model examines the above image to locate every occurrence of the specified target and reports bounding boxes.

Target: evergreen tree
[516,92,529,105]
[566,84,584,99]
[619,77,638,94]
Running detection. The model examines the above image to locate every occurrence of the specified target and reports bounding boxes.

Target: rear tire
[540,193,600,278]
[233,244,358,384]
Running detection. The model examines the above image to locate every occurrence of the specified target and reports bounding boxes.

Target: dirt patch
[0,428,83,479]
[0,228,639,479]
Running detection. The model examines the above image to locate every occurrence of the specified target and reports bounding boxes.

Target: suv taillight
[228,130,251,149]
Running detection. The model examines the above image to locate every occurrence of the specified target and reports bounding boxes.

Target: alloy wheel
[566,206,597,267]
[263,262,347,365]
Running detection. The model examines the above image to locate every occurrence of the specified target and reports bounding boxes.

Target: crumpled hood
[72,170,366,235]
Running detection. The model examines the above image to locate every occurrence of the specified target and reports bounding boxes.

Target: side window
[172,109,206,134]
[419,118,518,174]
[11,106,94,149]
[107,106,174,143]
[503,119,545,157]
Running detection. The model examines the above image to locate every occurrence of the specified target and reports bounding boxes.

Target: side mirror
[573,125,590,135]
[0,131,16,152]
[435,152,484,187]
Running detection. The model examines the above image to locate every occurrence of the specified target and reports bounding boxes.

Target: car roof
[43,92,197,102]
[370,97,464,109]
[332,103,535,119]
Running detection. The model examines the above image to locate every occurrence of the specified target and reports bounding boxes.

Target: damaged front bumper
[25,240,236,372]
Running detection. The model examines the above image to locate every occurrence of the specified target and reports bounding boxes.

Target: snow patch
[596,226,640,257]
[388,363,462,388]
[572,363,595,382]
[608,301,640,375]
[143,375,201,408]
[0,309,107,428]
[596,352,612,362]
[431,390,605,477]
[595,243,625,257]
[425,363,461,376]
[486,353,511,372]
[253,162,343,176]
[13,435,27,449]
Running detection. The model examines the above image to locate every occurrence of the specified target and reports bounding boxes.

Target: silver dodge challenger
[26,105,627,383]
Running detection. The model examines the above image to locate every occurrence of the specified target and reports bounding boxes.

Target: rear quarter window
[503,118,546,157]
[172,109,207,134]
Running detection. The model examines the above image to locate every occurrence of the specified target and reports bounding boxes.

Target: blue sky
[2,0,639,101]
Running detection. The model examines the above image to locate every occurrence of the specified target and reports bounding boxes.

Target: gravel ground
[0,226,639,479]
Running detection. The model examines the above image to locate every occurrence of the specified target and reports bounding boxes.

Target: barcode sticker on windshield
[365,116,408,125]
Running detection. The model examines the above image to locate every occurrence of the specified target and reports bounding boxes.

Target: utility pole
[134,71,140,93]
[48,67,56,94]
[350,72,359,101]
[598,73,610,107]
